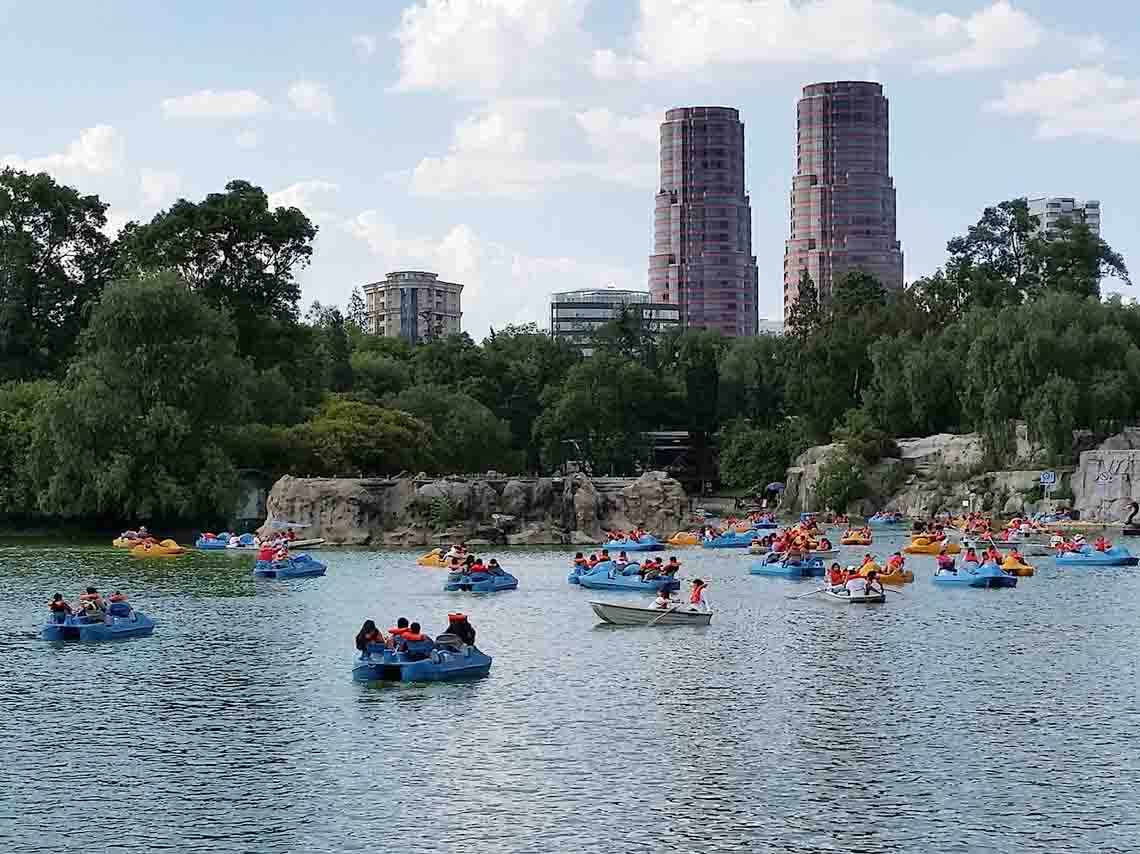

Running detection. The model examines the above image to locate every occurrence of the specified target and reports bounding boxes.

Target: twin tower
[648,82,904,333]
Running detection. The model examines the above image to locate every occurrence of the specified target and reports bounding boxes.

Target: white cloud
[395,0,591,94]
[352,33,379,56]
[287,81,336,121]
[596,0,1103,79]
[139,168,182,207]
[161,89,270,120]
[344,210,639,337]
[269,180,340,224]
[410,99,660,199]
[235,129,259,149]
[2,124,124,176]
[988,66,1140,142]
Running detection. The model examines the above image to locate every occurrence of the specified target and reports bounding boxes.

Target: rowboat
[820,587,886,605]
[589,601,712,626]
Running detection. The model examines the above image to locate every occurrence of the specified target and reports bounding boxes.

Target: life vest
[389,627,410,638]
[79,592,100,602]
[49,600,69,612]
[109,593,127,603]
[402,632,428,642]
[574,558,588,566]
[690,585,705,604]
[828,569,844,585]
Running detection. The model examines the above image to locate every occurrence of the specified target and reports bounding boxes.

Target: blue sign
[1040,471,1057,485]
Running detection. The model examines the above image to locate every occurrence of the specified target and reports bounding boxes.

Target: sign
[1040,471,1057,486]
[1095,472,1112,483]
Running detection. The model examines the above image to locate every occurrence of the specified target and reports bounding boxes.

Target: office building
[362,271,462,344]
[1028,196,1100,239]
[550,288,680,355]
[648,106,759,337]
[783,81,904,320]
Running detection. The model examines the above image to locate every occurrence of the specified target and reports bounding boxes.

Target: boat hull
[42,612,156,642]
[576,562,679,592]
[352,646,492,682]
[602,537,664,552]
[254,555,327,579]
[590,601,711,626]
[822,588,886,604]
[444,571,518,592]
[1056,547,1139,567]
[750,556,826,578]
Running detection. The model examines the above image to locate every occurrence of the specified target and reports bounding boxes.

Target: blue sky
[3,0,1138,337]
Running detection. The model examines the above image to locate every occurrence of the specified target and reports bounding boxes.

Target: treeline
[0,167,1134,524]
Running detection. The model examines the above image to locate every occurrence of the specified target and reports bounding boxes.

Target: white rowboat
[589,601,712,626]
[291,538,326,549]
[821,587,886,605]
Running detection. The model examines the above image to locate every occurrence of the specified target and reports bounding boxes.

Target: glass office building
[550,289,680,355]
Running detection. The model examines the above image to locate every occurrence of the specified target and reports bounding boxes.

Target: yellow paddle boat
[130,539,187,558]
[878,570,915,584]
[416,548,448,567]
[903,537,961,555]
[840,534,872,546]
[667,532,701,546]
[112,537,141,548]
[1000,556,1035,577]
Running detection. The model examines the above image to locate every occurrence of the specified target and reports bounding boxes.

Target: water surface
[2,534,1138,853]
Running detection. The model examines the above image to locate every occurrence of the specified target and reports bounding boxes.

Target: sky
[2,0,1138,339]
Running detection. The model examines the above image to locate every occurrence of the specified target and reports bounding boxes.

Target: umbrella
[766,482,786,493]
[270,520,310,530]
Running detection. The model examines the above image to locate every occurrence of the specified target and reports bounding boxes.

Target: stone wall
[259,470,692,546]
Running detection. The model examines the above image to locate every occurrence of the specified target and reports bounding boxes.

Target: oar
[785,588,826,600]
[647,605,678,626]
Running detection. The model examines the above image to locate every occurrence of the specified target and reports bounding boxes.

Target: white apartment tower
[361,271,463,345]
[1027,197,1101,239]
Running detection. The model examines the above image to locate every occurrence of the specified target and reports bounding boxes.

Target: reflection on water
[2,536,1140,853]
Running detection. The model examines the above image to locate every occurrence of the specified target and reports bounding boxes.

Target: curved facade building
[649,106,758,337]
[783,82,904,318]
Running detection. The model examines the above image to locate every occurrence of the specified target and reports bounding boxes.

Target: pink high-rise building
[783,82,904,320]
[649,107,758,337]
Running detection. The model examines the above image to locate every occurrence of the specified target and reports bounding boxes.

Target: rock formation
[260,471,693,546]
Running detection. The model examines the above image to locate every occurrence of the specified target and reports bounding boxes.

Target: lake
[2,534,1139,853]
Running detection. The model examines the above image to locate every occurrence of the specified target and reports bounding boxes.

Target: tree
[1023,374,1080,464]
[350,351,411,400]
[390,384,521,473]
[294,398,435,476]
[813,450,865,512]
[592,304,658,367]
[346,286,369,333]
[0,379,55,516]
[1036,219,1129,300]
[719,334,790,427]
[0,169,115,380]
[786,270,821,337]
[831,270,886,317]
[718,421,792,490]
[945,198,1040,307]
[31,272,253,520]
[116,180,317,366]
[832,407,896,463]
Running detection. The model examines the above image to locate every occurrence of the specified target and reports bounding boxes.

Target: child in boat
[388,617,411,639]
[616,550,629,567]
[827,563,845,588]
[48,593,72,622]
[688,578,710,612]
[652,589,673,609]
[864,570,885,595]
[1095,536,1110,552]
[886,552,905,574]
[936,548,956,574]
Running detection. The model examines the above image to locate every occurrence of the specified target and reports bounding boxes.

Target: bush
[814,451,866,512]
[832,407,897,463]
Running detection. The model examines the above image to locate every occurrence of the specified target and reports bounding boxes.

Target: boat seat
[435,633,464,651]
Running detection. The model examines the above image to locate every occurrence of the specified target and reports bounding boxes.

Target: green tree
[390,384,520,473]
[346,286,369,333]
[116,180,316,366]
[813,450,865,513]
[0,379,56,516]
[0,169,115,379]
[294,398,434,476]
[831,270,886,317]
[945,198,1040,307]
[718,421,791,490]
[786,269,821,337]
[719,334,789,426]
[350,351,411,400]
[1036,219,1129,299]
[31,272,253,520]
[832,407,896,463]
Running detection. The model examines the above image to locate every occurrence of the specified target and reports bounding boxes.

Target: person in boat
[599,549,611,563]
[439,612,476,646]
[663,556,681,576]
[688,578,710,612]
[79,586,107,618]
[818,536,832,551]
[652,589,674,609]
[844,570,867,595]
[388,617,411,639]
[273,542,290,563]
[616,550,629,567]
[398,622,434,660]
[485,558,505,576]
[984,545,1002,564]
[586,553,600,569]
[963,547,979,564]
[573,552,589,569]
[886,552,905,574]
[860,553,882,575]
[827,562,845,588]
[1095,536,1110,552]
[108,591,130,613]
[448,556,463,571]
[286,528,297,541]
[936,548,956,575]
[355,620,387,652]
[445,543,464,560]
[864,569,885,595]
[257,540,276,562]
[48,593,72,622]
[640,558,663,580]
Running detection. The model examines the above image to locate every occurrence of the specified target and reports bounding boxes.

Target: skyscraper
[783,81,904,320]
[649,106,759,337]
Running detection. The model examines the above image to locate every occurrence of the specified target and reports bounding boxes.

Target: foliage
[389,384,521,474]
[292,398,435,476]
[429,496,454,531]
[30,272,252,520]
[832,407,897,463]
[831,270,886,317]
[814,451,865,513]
[718,421,794,490]
[0,169,115,380]
[0,380,56,515]
[350,351,411,400]
[785,270,821,338]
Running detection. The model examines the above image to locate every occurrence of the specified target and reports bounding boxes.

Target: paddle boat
[112,537,140,548]
[589,600,712,626]
[195,532,231,550]
[750,554,826,578]
[702,530,758,549]
[291,538,326,549]
[749,541,769,555]
[130,539,187,558]
[444,567,518,593]
[42,601,155,642]
[904,537,961,556]
[603,535,665,552]
[932,560,1017,588]
[253,553,327,579]
[575,561,679,593]
[751,519,779,530]
[352,641,492,682]
[1000,555,1036,577]
[820,586,886,605]
[840,533,872,546]
[1055,546,1139,567]
[868,512,905,527]
[877,568,915,585]
[667,531,701,546]
[417,548,449,567]
[226,533,259,550]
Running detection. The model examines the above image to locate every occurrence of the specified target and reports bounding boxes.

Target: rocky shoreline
[260,470,694,546]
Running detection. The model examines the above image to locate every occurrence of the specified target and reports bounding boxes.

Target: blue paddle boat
[575,560,679,592]
[702,531,758,549]
[42,602,155,642]
[352,641,492,682]
[226,533,258,550]
[1056,545,1139,567]
[868,513,904,528]
[932,560,1016,589]
[444,568,518,592]
[195,532,231,550]
[751,520,779,530]
[254,553,327,579]
[750,554,826,578]
[602,535,665,552]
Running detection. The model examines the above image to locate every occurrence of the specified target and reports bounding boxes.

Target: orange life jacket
[690,585,704,604]
[389,627,410,638]
[109,593,127,603]
[402,632,428,642]
[49,600,69,611]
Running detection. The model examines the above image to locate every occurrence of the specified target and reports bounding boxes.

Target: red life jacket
[109,593,127,603]
[49,600,69,612]
[690,585,705,604]
[389,627,410,638]
[402,632,428,642]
